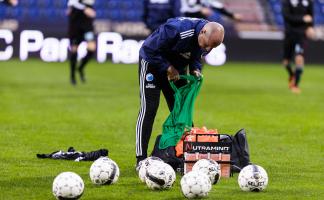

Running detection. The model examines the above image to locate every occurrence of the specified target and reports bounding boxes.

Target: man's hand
[8,0,18,6]
[233,14,242,22]
[84,7,96,18]
[303,15,313,23]
[191,70,202,78]
[167,65,180,81]
[306,27,316,40]
[66,8,72,16]
[201,7,213,17]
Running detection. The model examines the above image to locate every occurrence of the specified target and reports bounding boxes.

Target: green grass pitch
[0,59,323,199]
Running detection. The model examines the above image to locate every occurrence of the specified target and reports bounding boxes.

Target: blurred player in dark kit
[180,0,241,21]
[143,0,182,32]
[282,0,315,93]
[67,0,96,85]
[135,17,224,169]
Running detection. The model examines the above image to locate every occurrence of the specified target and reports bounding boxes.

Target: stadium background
[1,0,324,64]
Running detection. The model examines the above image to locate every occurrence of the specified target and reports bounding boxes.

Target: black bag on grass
[220,129,251,172]
[152,128,251,173]
[151,135,183,172]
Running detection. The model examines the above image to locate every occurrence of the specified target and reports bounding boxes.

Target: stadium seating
[0,0,143,22]
[222,0,266,24]
[217,0,274,32]
[0,0,323,26]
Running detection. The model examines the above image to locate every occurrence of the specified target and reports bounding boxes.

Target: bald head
[198,22,225,53]
[204,22,224,47]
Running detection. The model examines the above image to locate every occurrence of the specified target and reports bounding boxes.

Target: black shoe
[78,68,86,83]
[135,157,146,172]
[70,77,77,85]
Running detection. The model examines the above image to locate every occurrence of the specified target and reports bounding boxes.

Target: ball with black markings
[89,157,119,185]
[145,162,176,190]
[192,159,221,184]
[138,156,164,183]
[238,164,268,192]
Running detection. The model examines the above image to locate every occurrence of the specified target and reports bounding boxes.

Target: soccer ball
[192,159,221,184]
[145,162,176,190]
[138,156,163,182]
[89,157,120,185]
[238,164,268,192]
[180,171,212,199]
[52,172,84,200]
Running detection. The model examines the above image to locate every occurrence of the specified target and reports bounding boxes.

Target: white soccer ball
[192,159,221,184]
[52,172,84,200]
[138,156,164,183]
[238,164,268,192]
[180,171,212,199]
[89,157,120,185]
[145,162,176,190]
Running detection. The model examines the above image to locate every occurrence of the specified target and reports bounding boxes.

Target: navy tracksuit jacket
[136,17,208,160]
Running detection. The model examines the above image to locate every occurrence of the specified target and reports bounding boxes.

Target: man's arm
[189,52,202,76]
[143,24,179,72]
[305,0,316,40]
[209,0,233,18]
[200,0,242,21]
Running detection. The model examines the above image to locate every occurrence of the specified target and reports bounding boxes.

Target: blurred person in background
[143,0,182,33]
[0,0,18,6]
[67,0,96,85]
[135,17,224,169]
[180,0,241,22]
[282,0,315,94]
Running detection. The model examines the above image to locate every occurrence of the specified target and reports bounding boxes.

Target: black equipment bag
[220,129,250,172]
[151,128,251,173]
[151,135,183,172]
